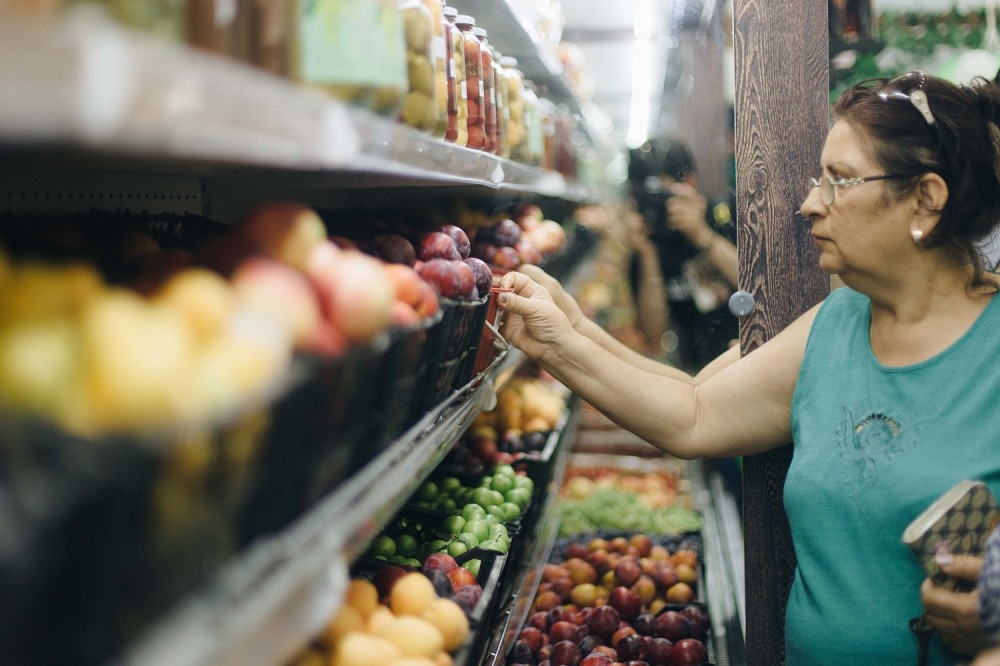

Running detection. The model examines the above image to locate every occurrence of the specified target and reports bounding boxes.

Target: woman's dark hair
[833,73,1000,291]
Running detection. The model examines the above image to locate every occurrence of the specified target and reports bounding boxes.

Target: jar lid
[455,15,475,25]
[443,6,457,17]
[499,56,518,67]
[473,27,487,38]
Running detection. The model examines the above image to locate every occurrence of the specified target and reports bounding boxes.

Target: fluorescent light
[627,35,653,147]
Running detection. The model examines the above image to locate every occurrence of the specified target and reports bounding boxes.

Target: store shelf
[122,350,511,666]
[0,7,604,212]
[482,402,580,666]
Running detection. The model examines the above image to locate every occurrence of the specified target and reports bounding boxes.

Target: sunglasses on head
[876,71,957,161]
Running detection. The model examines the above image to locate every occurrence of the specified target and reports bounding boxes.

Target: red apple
[373,234,417,265]
[418,258,462,299]
[234,201,327,271]
[491,245,521,270]
[308,249,396,343]
[654,610,690,642]
[670,638,707,665]
[447,566,478,591]
[464,257,493,296]
[608,587,642,621]
[440,224,472,259]
[519,626,546,653]
[418,231,461,261]
[646,637,674,665]
[453,259,478,299]
[550,640,582,666]
[422,552,459,576]
[585,605,620,639]
[230,257,322,347]
[680,605,710,640]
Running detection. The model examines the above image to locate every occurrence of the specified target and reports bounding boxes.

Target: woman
[497,72,1000,664]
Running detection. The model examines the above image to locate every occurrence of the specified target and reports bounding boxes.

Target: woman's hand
[497,270,576,364]
[517,264,585,330]
[922,554,989,656]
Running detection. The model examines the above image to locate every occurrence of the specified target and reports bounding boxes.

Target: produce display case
[0,3,744,666]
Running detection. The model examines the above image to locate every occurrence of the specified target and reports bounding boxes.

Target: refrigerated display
[0,2,743,665]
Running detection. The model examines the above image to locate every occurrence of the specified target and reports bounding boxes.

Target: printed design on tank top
[837,405,925,503]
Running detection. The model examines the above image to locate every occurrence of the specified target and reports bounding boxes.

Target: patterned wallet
[902,480,1000,592]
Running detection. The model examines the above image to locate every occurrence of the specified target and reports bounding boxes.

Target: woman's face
[800,120,913,281]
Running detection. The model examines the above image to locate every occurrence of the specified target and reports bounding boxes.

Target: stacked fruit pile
[469,203,567,273]
[556,465,701,538]
[288,573,470,666]
[510,534,710,666]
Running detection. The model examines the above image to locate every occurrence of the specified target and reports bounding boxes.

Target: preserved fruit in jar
[287,0,407,118]
[443,7,468,146]
[454,14,484,149]
[399,0,440,132]
[500,56,526,163]
[422,0,448,137]
[493,49,509,158]
[473,27,497,153]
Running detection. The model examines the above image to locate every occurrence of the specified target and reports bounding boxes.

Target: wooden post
[731,0,829,663]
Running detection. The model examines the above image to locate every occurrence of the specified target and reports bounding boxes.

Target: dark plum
[373,234,417,265]
[418,231,461,261]
[441,224,472,259]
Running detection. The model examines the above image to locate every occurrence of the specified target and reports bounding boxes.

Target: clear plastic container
[454,14,484,149]
[473,26,497,153]
[537,92,558,171]
[422,0,448,138]
[399,0,440,132]
[443,7,468,146]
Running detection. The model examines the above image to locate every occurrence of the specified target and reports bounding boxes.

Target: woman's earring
[911,229,924,245]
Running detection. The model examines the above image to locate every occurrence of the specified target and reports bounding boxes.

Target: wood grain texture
[732,0,829,663]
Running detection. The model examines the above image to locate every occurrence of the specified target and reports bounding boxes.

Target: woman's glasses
[809,173,918,206]
[876,71,956,160]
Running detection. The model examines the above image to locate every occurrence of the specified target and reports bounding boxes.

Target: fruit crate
[351,547,509,639]
[358,311,444,466]
[0,360,325,665]
[408,294,490,424]
[236,340,387,545]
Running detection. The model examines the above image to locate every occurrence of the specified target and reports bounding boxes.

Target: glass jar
[521,80,544,167]
[493,51,510,159]
[287,0,407,118]
[454,15,484,149]
[421,0,448,137]
[536,93,558,171]
[500,56,526,163]
[473,27,497,153]
[443,7,468,146]
[399,0,440,132]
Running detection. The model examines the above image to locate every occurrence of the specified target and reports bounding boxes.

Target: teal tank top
[786,287,1000,665]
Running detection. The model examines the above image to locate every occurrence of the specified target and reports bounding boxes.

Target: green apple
[479,539,508,554]
[488,524,508,541]
[463,559,481,577]
[472,487,498,508]
[493,464,516,478]
[436,497,457,512]
[483,514,500,527]
[456,533,480,550]
[370,535,396,559]
[513,475,534,492]
[489,473,514,494]
[505,487,532,509]
[440,515,466,536]
[462,519,489,542]
[447,540,469,558]
[427,538,449,554]
[461,503,487,521]
[486,505,506,521]
[416,480,438,502]
[397,533,418,557]
[439,476,462,494]
[499,501,522,522]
